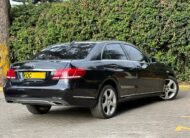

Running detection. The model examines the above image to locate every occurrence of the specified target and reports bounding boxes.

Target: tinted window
[102,44,126,60]
[34,43,94,60]
[123,45,147,62]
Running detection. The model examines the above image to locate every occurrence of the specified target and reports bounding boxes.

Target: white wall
[10,0,23,5]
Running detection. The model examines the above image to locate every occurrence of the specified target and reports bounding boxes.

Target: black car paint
[3,41,175,107]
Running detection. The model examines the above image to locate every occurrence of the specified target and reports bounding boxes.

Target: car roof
[49,40,135,47]
[74,40,133,45]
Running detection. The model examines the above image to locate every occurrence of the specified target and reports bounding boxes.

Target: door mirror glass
[150,57,156,63]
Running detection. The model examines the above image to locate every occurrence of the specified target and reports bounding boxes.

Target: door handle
[109,64,118,68]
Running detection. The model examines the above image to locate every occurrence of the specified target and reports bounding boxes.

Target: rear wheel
[26,105,51,114]
[160,76,179,100]
[90,85,117,119]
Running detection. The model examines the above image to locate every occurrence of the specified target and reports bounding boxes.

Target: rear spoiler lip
[14,69,56,72]
[11,59,73,67]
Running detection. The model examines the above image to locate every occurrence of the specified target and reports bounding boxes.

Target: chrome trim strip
[73,96,96,99]
[13,99,68,106]
[7,87,67,91]
[120,91,162,98]
[15,99,57,105]
[121,85,136,89]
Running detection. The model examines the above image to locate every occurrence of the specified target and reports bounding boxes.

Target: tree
[0,0,10,86]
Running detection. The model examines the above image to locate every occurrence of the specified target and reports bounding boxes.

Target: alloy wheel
[160,79,177,100]
[101,88,117,116]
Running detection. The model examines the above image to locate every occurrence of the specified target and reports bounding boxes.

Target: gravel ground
[0,90,190,138]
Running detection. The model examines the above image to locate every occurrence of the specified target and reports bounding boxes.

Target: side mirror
[150,57,157,63]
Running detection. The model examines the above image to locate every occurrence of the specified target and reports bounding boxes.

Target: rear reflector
[7,69,16,79]
[52,68,86,80]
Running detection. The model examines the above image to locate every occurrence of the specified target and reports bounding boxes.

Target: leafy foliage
[10,0,190,81]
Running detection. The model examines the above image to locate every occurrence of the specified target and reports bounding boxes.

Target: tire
[26,105,51,114]
[160,76,179,100]
[90,85,117,119]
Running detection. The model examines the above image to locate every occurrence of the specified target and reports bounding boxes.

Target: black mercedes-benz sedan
[3,41,179,118]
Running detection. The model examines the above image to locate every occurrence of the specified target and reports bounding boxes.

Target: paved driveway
[0,90,190,138]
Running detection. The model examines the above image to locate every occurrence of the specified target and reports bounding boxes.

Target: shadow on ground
[17,91,186,123]
[49,97,161,119]
[49,91,186,118]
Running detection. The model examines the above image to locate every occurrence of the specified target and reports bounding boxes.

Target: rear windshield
[34,43,94,60]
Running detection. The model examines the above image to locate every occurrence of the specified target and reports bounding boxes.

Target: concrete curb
[0,85,189,92]
[179,85,190,90]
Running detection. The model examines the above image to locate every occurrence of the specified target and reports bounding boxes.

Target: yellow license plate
[23,72,46,79]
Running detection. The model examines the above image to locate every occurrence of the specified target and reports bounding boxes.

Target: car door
[102,43,137,97]
[122,44,162,94]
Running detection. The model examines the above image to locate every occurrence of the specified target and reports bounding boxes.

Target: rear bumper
[3,86,97,107]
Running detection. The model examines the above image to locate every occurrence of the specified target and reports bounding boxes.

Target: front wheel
[26,105,51,114]
[90,85,117,119]
[160,76,179,100]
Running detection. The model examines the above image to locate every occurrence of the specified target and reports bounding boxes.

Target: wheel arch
[166,70,176,78]
[98,78,120,99]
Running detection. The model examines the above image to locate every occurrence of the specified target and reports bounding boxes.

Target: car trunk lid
[10,60,71,86]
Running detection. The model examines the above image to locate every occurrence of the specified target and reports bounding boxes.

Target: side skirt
[119,91,162,102]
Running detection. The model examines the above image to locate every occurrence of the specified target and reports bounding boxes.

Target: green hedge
[10,0,190,81]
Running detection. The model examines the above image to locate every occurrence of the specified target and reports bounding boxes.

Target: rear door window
[122,45,148,62]
[102,44,127,60]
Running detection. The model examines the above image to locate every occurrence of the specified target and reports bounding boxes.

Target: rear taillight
[52,68,86,80]
[7,69,16,79]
